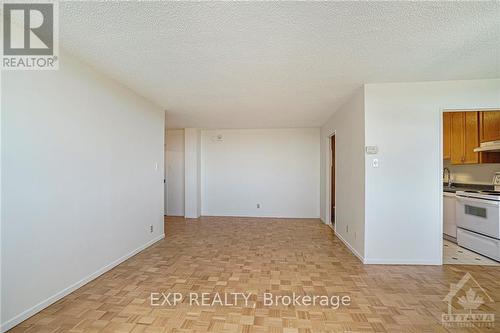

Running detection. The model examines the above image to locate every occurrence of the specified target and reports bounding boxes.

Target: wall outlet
[256,203,261,209]
[150,225,153,233]
[346,225,349,233]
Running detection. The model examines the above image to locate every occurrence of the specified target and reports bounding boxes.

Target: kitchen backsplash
[444,160,500,185]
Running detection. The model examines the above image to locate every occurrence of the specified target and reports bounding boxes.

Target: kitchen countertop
[443,183,494,193]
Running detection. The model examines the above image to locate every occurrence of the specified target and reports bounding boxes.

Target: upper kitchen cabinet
[464,112,480,164]
[480,111,500,142]
[478,110,500,163]
[445,110,500,164]
[450,112,464,164]
[449,111,479,164]
[443,112,451,160]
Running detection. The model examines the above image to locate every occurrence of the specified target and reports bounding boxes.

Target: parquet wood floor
[9,216,500,332]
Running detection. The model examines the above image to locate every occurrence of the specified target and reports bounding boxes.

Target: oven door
[456,196,500,239]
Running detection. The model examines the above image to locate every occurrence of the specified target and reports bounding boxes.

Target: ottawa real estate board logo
[442,272,495,328]
[2,1,59,70]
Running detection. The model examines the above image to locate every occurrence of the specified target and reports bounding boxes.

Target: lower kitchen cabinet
[443,192,457,240]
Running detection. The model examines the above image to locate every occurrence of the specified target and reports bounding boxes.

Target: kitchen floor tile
[443,239,499,265]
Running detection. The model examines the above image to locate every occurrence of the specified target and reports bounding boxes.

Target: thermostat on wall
[365,146,378,154]
[212,134,224,142]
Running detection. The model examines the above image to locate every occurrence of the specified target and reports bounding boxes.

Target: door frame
[326,131,337,232]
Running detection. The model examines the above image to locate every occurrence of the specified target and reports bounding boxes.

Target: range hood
[473,140,500,152]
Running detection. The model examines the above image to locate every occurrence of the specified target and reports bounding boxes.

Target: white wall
[320,88,365,259]
[444,160,500,185]
[1,51,165,331]
[201,128,320,218]
[364,79,500,264]
[165,129,185,216]
[184,128,201,218]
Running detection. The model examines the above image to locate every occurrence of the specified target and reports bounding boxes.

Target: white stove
[455,173,500,262]
[456,189,500,201]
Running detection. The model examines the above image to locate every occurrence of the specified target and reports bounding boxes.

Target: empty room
[2,1,500,332]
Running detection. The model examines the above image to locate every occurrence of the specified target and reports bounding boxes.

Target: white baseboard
[201,214,321,219]
[1,234,165,333]
[363,257,442,265]
[334,231,364,263]
[332,231,441,265]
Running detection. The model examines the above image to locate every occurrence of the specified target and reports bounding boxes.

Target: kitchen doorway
[331,135,336,226]
[441,109,500,265]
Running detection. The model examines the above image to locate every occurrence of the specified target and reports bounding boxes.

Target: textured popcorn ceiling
[59,1,500,128]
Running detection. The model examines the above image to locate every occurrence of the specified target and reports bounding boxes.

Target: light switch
[372,159,379,168]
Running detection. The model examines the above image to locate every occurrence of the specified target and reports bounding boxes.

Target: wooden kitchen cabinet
[446,110,500,165]
[480,111,500,143]
[464,112,479,164]
[443,112,451,160]
[450,112,463,164]
[449,111,479,164]
[479,110,500,163]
